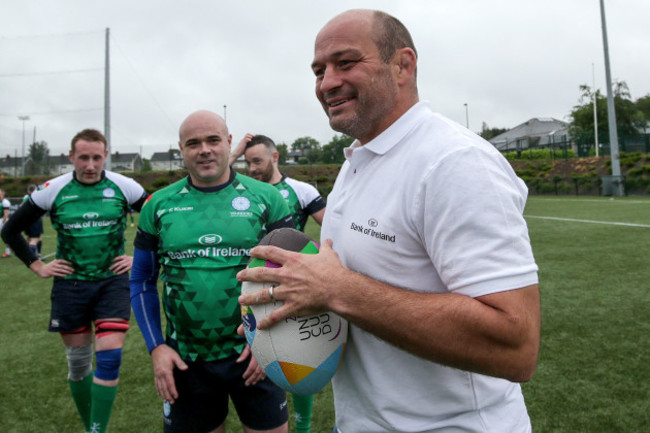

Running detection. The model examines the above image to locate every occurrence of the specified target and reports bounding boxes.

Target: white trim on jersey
[31,171,145,210]
[282,177,321,209]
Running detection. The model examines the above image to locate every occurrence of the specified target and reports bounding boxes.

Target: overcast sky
[1,0,648,160]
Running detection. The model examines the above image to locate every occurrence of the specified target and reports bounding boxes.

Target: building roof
[151,150,183,162]
[111,152,140,162]
[490,117,570,150]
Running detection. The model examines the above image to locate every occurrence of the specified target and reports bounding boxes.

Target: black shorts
[24,218,44,238]
[48,274,131,333]
[163,353,288,433]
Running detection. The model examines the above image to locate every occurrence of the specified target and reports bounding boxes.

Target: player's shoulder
[25,172,74,210]
[282,176,318,193]
[33,172,74,196]
[235,172,279,195]
[144,177,188,204]
[103,170,144,189]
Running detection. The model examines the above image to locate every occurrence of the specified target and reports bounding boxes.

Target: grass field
[1,196,648,432]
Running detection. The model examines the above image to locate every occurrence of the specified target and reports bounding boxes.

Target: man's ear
[393,47,417,83]
[272,151,280,163]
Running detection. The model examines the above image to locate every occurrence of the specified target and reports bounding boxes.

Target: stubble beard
[327,70,397,141]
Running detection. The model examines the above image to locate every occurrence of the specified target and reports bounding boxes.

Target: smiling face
[312,10,401,144]
[69,139,108,184]
[178,110,232,188]
[245,143,278,183]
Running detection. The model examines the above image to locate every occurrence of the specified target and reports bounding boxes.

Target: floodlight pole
[18,115,30,176]
[104,27,112,170]
[592,63,599,157]
[599,0,623,195]
[464,103,469,129]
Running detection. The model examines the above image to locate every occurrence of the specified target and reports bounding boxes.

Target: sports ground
[1,195,648,432]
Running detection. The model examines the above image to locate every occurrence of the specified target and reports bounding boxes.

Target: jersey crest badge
[231,196,251,211]
[102,188,116,198]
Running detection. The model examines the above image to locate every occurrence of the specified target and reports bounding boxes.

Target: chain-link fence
[522,175,650,196]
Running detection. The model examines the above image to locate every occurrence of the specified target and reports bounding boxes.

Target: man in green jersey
[230,134,325,433]
[0,187,12,257]
[2,128,149,433]
[230,134,325,232]
[130,110,294,433]
[22,184,44,257]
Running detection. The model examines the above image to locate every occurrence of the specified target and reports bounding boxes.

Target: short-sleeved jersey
[30,171,146,281]
[0,198,10,226]
[137,173,292,362]
[274,176,325,232]
[1,198,10,214]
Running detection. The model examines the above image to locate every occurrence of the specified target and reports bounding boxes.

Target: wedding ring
[268,286,275,301]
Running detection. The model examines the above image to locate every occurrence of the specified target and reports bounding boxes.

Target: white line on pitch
[529,198,650,205]
[525,215,650,228]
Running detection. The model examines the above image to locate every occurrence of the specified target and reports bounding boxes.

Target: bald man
[130,110,294,433]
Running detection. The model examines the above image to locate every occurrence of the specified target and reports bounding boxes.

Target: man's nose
[319,67,343,94]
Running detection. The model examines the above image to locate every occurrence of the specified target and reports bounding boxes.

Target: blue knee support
[94,348,122,381]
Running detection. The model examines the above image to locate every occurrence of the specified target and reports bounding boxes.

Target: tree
[276,143,289,165]
[479,122,508,141]
[320,134,353,164]
[635,94,650,122]
[26,140,50,175]
[569,81,646,143]
[290,137,320,164]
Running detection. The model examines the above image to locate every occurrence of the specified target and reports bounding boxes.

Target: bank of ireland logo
[83,212,100,220]
[102,187,116,198]
[368,218,378,228]
[231,196,251,211]
[279,189,290,199]
[198,234,222,246]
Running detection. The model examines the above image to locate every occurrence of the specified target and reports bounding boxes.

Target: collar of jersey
[72,170,106,186]
[186,168,235,193]
[344,100,430,159]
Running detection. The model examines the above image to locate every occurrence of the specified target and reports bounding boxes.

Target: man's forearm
[332,271,540,382]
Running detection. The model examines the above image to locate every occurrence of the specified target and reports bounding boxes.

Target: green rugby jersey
[137,172,293,362]
[274,176,325,231]
[30,171,146,280]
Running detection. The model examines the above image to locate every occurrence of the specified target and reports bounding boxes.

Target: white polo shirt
[322,101,538,432]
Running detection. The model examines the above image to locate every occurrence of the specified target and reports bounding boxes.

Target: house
[489,118,571,153]
[150,149,185,171]
[0,155,24,177]
[0,151,142,177]
[110,152,142,172]
[50,154,74,175]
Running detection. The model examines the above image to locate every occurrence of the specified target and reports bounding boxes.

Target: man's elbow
[506,336,540,383]
[1,225,11,244]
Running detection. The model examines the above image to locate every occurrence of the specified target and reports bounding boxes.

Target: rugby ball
[240,228,348,396]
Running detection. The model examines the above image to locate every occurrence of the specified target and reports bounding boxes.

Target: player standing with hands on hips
[238,9,541,433]
[2,128,148,433]
[130,110,294,433]
[0,188,12,257]
[230,133,326,433]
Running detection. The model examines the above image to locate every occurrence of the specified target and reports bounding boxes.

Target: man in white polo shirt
[239,9,540,433]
